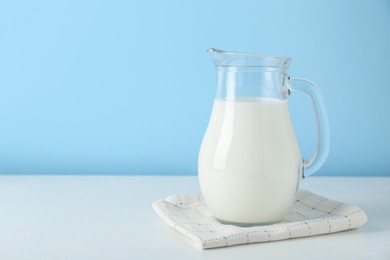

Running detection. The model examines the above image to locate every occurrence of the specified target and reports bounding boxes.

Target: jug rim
[208,48,291,68]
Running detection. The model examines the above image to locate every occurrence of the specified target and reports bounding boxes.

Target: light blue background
[0,0,389,176]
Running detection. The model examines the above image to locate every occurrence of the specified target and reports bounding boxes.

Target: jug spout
[207,48,291,69]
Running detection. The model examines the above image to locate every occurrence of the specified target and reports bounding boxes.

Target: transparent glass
[198,48,330,225]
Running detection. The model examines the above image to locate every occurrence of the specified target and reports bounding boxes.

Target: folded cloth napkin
[152,190,367,249]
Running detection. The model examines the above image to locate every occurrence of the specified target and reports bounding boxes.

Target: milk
[198,98,302,225]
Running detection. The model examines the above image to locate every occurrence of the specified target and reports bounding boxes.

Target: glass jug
[198,48,330,225]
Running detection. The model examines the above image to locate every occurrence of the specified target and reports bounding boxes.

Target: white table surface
[0,175,389,260]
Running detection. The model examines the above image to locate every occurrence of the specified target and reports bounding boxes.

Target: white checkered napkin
[152,190,367,249]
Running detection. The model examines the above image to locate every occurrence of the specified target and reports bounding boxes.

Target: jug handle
[288,77,330,178]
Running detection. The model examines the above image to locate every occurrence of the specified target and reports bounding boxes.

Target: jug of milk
[198,48,330,225]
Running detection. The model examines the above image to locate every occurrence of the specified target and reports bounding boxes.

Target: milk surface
[198,98,302,224]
